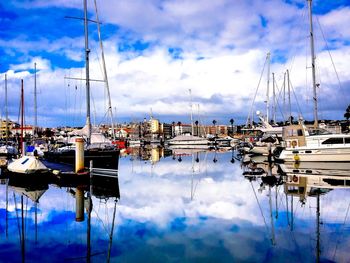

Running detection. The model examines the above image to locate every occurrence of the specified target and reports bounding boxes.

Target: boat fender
[291,140,297,148]
[52,170,60,175]
[293,153,300,163]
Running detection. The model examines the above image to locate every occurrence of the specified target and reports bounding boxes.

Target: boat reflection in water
[68,174,119,262]
[0,168,120,263]
[281,162,350,263]
[242,156,350,262]
[1,147,350,262]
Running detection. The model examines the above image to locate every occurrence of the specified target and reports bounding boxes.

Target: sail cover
[7,156,49,174]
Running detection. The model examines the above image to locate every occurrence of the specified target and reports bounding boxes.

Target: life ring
[291,140,297,148]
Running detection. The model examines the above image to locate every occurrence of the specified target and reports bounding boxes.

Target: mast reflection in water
[0,148,350,262]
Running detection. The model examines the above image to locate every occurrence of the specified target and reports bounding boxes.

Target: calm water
[1,148,350,262]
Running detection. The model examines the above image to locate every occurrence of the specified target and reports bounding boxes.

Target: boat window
[321,137,344,144]
[345,138,350,144]
[298,187,305,194]
[287,129,298,136]
[297,129,303,136]
[309,128,332,135]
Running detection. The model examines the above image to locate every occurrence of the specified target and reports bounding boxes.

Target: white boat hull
[278,147,350,162]
[168,135,209,147]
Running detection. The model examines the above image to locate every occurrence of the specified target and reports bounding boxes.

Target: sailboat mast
[189,89,194,135]
[34,62,37,137]
[84,0,92,144]
[307,0,318,128]
[21,79,24,155]
[272,73,276,124]
[266,52,271,123]
[5,74,8,145]
[107,201,117,263]
[316,193,321,262]
[287,69,292,122]
[6,179,8,238]
[283,72,286,122]
[93,0,116,140]
[21,196,25,263]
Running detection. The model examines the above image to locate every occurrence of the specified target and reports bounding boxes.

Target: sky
[0,0,350,127]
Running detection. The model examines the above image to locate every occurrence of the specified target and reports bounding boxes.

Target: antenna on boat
[307,0,318,128]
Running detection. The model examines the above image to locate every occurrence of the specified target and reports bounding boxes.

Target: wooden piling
[75,138,84,173]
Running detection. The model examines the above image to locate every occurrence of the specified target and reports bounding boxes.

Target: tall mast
[272,73,276,124]
[21,79,24,155]
[308,0,318,128]
[283,72,286,122]
[287,69,292,123]
[93,0,116,140]
[84,0,92,144]
[107,201,117,263]
[34,62,37,137]
[316,192,321,262]
[189,89,194,135]
[266,52,271,123]
[5,74,8,145]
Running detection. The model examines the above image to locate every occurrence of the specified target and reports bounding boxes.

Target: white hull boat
[168,135,209,147]
[277,124,350,162]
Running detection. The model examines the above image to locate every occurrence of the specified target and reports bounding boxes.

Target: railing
[89,160,118,178]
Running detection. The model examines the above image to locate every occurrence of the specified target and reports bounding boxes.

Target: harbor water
[0,148,350,262]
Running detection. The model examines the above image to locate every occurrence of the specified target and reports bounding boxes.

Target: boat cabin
[282,124,307,148]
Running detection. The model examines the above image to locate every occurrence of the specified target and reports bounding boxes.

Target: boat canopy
[7,156,49,174]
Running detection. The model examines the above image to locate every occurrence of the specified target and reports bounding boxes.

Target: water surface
[0,148,349,262]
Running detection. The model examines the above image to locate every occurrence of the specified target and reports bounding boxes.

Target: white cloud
[1,0,350,126]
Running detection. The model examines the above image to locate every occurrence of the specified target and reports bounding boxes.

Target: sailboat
[7,79,49,174]
[44,0,119,169]
[244,53,283,156]
[168,89,209,148]
[277,0,350,162]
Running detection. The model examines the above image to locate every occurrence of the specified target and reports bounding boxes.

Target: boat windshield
[308,128,332,135]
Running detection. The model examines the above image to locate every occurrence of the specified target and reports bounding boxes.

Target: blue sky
[0,0,350,127]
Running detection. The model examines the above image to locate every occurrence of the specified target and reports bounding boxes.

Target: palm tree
[212,120,217,136]
[229,118,234,136]
[172,121,175,137]
[195,120,199,136]
[345,105,350,132]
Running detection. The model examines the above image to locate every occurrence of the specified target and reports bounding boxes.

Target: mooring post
[75,138,85,173]
[75,186,84,222]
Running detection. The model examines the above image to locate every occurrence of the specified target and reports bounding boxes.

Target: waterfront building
[174,124,192,135]
[160,123,173,139]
